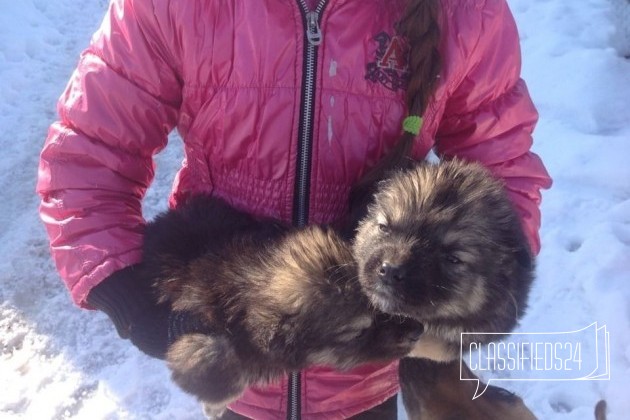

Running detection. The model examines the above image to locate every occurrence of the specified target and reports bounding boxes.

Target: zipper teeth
[296,44,317,227]
[290,2,327,419]
[295,0,326,228]
[290,374,300,420]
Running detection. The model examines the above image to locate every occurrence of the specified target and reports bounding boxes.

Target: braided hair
[347,0,442,224]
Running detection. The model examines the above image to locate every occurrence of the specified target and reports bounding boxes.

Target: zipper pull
[306,11,322,46]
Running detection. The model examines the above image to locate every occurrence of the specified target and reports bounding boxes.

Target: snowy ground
[1,0,629,419]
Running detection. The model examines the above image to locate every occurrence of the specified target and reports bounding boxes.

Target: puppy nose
[378,262,405,283]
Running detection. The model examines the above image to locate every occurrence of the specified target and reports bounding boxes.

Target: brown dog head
[352,160,534,333]
[256,226,424,370]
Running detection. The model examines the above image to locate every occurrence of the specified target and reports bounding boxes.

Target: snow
[1,0,629,419]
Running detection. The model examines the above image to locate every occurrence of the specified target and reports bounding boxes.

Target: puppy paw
[202,402,228,419]
[407,334,458,362]
[167,334,246,408]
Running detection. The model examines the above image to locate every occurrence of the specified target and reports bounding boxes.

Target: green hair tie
[402,115,423,136]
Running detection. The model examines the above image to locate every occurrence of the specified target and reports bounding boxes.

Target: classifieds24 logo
[462,322,610,399]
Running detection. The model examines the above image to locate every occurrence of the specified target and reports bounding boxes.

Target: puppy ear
[508,226,536,309]
[514,243,533,271]
[167,334,246,408]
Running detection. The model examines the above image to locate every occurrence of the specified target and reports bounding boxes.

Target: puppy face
[353,160,533,325]
[239,224,424,369]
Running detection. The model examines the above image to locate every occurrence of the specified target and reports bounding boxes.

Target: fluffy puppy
[353,159,534,361]
[142,196,423,417]
[353,159,536,419]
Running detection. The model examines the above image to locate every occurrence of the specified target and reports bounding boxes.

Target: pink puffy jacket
[37,0,551,418]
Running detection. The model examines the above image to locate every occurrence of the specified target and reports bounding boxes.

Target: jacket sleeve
[36,0,182,308]
[434,0,552,255]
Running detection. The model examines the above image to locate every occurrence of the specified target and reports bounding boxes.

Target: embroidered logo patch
[366,32,409,91]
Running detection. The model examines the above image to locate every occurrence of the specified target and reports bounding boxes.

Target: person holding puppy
[37,0,551,418]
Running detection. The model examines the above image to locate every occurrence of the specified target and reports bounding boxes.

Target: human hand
[87,264,210,359]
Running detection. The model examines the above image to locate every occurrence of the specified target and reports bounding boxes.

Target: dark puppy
[352,159,536,419]
[142,196,423,417]
[353,159,534,361]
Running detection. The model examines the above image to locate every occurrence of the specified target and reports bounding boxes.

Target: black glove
[87,264,210,359]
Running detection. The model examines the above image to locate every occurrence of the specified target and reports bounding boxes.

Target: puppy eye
[378,223,390,233]
[445,254,461,264]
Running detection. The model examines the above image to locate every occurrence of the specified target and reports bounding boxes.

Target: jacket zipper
[289,1,327,419]
[292,0,326,228]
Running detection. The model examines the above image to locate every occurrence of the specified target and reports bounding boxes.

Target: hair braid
[398,0,442,116]
[391,0,442,160]
[357,1,442,181]
[346,0,442,229]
